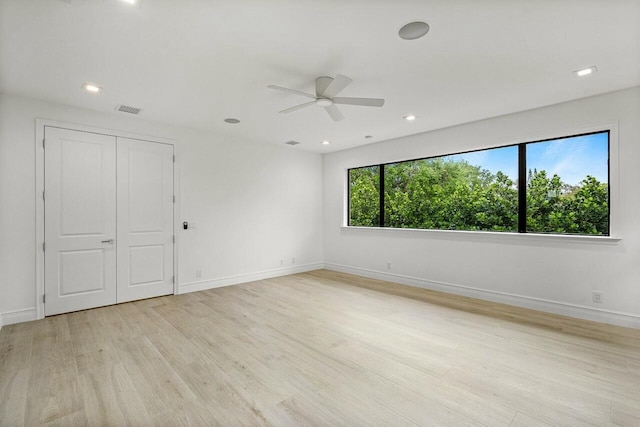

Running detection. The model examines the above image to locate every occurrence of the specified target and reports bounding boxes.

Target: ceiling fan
[267,74,385,122]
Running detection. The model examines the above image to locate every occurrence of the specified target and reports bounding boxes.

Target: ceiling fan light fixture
[399,21,430,40]
[316,98,333,107]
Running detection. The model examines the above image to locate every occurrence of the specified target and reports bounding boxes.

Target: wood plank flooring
[1,269,639,426]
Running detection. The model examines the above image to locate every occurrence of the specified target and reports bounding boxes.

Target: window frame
[347,129,612,237]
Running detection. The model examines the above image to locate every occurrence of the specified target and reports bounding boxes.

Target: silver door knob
[101,238,114,244]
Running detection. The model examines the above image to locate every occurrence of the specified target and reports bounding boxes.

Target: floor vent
[285,140,301,146]
[115,104,143,115]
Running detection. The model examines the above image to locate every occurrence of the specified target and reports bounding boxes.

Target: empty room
[1,0,639,426]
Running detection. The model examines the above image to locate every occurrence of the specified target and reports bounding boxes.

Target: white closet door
[117,137,174,303]
[44,127,117,316]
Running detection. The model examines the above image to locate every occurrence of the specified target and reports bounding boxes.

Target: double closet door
[44,127,174,316]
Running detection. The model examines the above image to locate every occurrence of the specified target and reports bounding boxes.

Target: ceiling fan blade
[315,76,332,97]
[333,97,385,107]
[324,104,344,121]
[279,101,316,114]
[321,74,352,98]
[267,85,316,99]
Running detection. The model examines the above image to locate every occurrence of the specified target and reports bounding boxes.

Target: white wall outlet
[196,269,202,279]
[592,291,603,303]
[387,262,392,270]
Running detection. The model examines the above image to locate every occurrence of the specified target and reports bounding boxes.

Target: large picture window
[348,131,610,236]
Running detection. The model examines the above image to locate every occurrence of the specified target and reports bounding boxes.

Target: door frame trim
[35,119,180,320]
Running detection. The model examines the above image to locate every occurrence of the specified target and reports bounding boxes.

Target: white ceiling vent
[284,140,301,146]
[115,104,142,115]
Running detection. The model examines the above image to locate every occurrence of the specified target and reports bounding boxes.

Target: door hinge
[173,195,176,203]
[43,242,46,252]
[42,191,45,201]
[42,139,45,149]
[173,155,176,163]
[172,235,175,243]
[43,294,46,303]
[172,276,175,284]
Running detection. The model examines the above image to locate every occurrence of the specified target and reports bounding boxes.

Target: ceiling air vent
[284,140,301,146]
[115,104,142,115]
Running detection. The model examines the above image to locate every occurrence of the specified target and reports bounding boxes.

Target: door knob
[101,238,114,244]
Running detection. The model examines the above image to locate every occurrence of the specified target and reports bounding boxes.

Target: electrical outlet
[196,269,202,279]
[387,262,392,270]
[592,291,603,303]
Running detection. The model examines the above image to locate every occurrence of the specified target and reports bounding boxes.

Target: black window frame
[347,130,610,236]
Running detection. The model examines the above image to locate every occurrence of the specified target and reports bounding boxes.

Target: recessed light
[120,0,140,5]
[82,83,102,93]
[404,115,417,121]
[321,140,331,145]
[224,118,240,124]
[574,66,597,77]
[399,21,430,40]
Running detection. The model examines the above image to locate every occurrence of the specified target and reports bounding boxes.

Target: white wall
[0,93,324,324]
[3,88,639,329]
[323,87,640,328]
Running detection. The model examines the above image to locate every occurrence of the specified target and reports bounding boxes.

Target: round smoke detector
[224,118,240,124]
[398,21,430,40]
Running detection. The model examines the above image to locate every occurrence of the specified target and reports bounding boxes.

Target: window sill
[340,226,621,245]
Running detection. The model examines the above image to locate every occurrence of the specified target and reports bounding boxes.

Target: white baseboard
[324,263,640,329]
[4,264,637,330]
[0,265,323,326]
[1,307,37,326]
[178,263,324,294]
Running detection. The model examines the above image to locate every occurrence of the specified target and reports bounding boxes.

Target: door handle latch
[101,238,114,244]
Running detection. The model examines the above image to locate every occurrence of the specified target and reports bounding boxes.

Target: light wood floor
[1,270,639,426]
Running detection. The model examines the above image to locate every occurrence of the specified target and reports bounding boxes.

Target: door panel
[117,137,174,303]
[59,139,106,235]
[44,127,117,316]
[129,245,164,285]
[59,249,106,295]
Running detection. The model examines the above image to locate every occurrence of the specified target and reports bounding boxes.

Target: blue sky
[448,132,608,186]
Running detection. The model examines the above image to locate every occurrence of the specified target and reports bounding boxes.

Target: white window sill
[340,226,621,245]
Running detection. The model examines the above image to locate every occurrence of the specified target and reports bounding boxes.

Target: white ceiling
[1,0,639,153]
